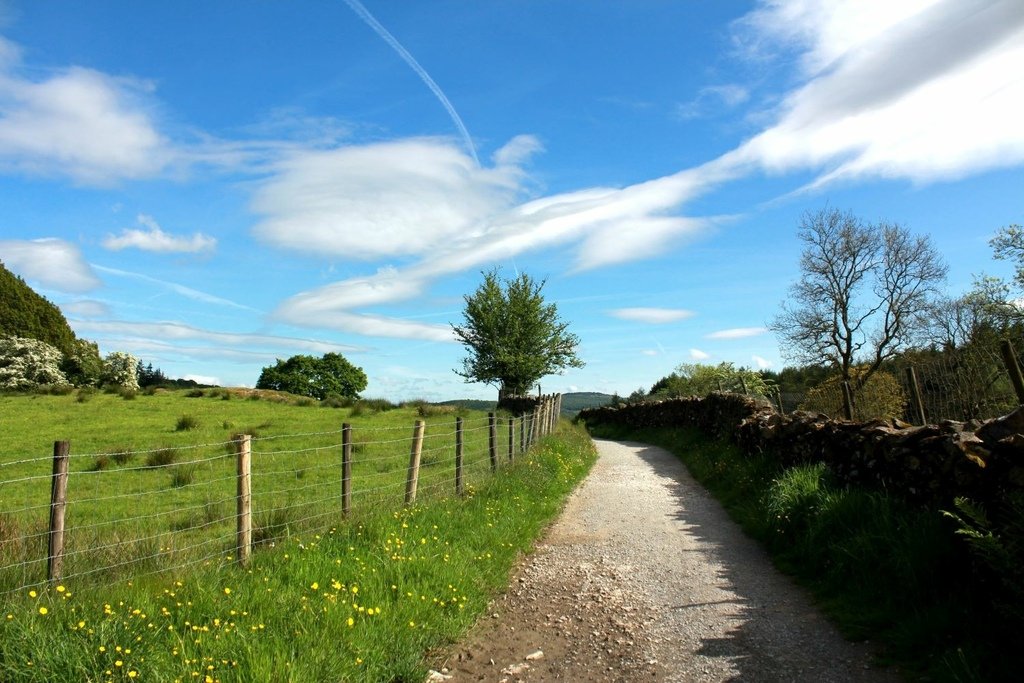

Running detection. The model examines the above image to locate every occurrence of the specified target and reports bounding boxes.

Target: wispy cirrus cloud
[69,319,366,355]
[690,348,711,360]
[102,214,216,254]
[0,238,101,292]
[609,307,695,324]
[677,84,751,120]
[706,327,767,340]
[93,265,259,312]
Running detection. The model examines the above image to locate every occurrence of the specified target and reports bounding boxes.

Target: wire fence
[0,396,564,598]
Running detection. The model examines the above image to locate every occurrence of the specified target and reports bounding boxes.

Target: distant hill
[560,392,615,415]
[436,392,614,416]
[0,260,77,354]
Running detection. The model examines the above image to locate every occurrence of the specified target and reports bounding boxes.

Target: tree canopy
[0,260,77,356]
[452,270,583,397]
[255,353,367,400]
[769,207,946,410]
[650,362,773,399]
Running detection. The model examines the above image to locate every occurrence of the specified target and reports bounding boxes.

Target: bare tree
[770,208,947,412]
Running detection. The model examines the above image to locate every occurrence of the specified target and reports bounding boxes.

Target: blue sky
[0,0,1022,400]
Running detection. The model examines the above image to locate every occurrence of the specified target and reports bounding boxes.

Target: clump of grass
[321,394,354,409]
[76,387,98,403]
[169,463,197,488]
[175,414,200,431]
[91,454,111,471]
[418,403,456,418]
[146,448,178,467]
[222,420,234,430]
[108,447,135,466]
[295,397,316,407]
[185,388,205,398]
[119,388,137,400]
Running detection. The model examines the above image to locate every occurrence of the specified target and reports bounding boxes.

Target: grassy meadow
[0,389,597,681]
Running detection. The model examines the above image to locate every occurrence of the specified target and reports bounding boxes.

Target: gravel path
[438,438,901,682]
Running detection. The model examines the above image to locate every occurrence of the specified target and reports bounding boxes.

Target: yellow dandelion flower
[128,672,138,679]
[56,585,66,593]
[223,587,231,595]
[99,646,106,653]
[310,582,319,591]
[346,617,354,627]
[38,606,48,615]
[115,660,123,667]
[28,590,37,598]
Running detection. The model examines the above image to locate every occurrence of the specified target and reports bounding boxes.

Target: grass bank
[1,421,596,682]
[586,423,1019,682]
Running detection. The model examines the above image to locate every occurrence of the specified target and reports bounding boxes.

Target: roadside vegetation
[0,390,596,681]
[585,422,1020,682]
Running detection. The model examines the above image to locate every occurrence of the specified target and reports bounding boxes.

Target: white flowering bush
[0,336,70,390]
[102,351,140,391]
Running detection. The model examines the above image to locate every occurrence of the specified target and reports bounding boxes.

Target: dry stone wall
[578,394,1024,505]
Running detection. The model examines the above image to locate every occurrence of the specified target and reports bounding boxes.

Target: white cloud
[752,354,772,369]
[641,349,659,356]
[706,327,767,340]
[102,214,216,254]
[610,307,695,324]
[250,138,524,260]
[62,300,110,318]
[733,0,1024,186]
[0,59,170,185]
[0,238,101,293]
[677,84,750,119]
[689,348,711,360]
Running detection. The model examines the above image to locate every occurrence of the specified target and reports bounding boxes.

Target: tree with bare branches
[770,207,947,415]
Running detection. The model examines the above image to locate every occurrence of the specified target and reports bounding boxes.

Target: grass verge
[0,422,596,682]
[585,423,1019,682]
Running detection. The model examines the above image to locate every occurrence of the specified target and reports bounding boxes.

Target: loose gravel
[437,438,901,682]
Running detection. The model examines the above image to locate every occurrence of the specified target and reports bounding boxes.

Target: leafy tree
[0,336,70,390]
[650,362,773,399]
[452,270,583,398]
[769,208,946,413]
[990,223,1024,288]
[102,351,140,391]
[62,338,103,387]
[256,353,367,400]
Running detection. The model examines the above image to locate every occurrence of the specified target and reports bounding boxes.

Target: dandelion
[223,587,231,595]
[38,606,48,615]
[56,585,66,593]
[347,617,354,627]
[310,582,319,591]
[28,590,37,598]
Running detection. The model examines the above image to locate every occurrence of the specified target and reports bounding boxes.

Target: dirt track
[435,438,900,682]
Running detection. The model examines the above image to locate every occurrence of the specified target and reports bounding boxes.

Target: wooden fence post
[236,434,252,567]
[841,381,854,421]
[1001,339,1024,405]
[455,417,464,496]
[775,388,785,415]
[740,377,749,395]
[488,412,498,472]
[507,417,514,462]
[519,415,526,454]
[405,420,425,505]
[905,367,927,425]
[47,441,70,583]
[341,423,352,517]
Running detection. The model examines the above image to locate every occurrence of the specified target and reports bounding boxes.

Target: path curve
[440,439,900,682]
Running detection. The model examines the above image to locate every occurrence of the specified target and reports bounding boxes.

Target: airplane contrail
[343,0,479,165]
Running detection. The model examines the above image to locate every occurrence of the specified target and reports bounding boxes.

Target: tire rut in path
[438,438,900,682]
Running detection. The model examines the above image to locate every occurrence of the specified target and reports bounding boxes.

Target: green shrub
[799,367,905,420]
[185,389,205,398]
[169,463,197,488]
[76,387,98,403]
[175,414,200,431]
[146,448,178,468]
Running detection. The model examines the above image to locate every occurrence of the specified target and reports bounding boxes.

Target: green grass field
[0,389,596,681]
